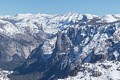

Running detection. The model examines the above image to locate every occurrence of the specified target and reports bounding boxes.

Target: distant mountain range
[1,13,120,80]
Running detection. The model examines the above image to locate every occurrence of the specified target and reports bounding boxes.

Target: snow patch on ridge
[101,14,118,23]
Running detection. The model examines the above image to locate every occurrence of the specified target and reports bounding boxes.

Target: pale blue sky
[0,0,120,15]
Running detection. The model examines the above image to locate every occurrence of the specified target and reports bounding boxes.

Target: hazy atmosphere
[0,0,119,15]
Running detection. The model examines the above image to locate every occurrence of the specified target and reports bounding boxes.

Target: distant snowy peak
[101,14,118,23]
[0,13,97,35]
[0,13,120,36]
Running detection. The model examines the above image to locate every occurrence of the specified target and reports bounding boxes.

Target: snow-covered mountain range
[1,12,120,61]
[0,12,97,61]
[1,13,120,80]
